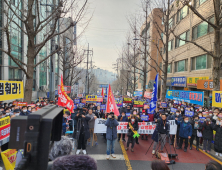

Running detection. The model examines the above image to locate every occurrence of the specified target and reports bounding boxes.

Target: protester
[75,112,90,155]
[203,115,214,153]
[125,115,138,152]
[105,112,119,160]
[62,111,70,135]
[213,119,222,157]
[151,160,170,170]
[118,111,127,142]
[176,116,192,152]
[52,155,97,170]
[152,114,169,155]
[190,115,202,151]
[87,109,98,146]
[20,106,30,116]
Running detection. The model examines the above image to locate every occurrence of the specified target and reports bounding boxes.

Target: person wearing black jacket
[118,111,127,142]
[152,114,169,155]
[203,116,214,153]
[74,113,90,155]
[125,115,138,152]
[190,115,202,151]
[213,120,222,157]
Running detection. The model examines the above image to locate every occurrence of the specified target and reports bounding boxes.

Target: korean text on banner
[115,98,123,107]
[0,81,24,101]
[166,90,204,106]
[94,119,177,135]
[212,91,222,108]
[1,149,17,170]
[150,74,158,113]
[185,110,194,117]
[86,95,97,103]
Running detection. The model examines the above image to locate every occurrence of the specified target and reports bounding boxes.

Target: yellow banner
[124,98,132,102]
[212,91,222,108]
[0,81,24,101]
[1,149,17,170]
[0,117,10,128]
[86,95,97,102]
[187,77,209,86]
[134,101,145,105]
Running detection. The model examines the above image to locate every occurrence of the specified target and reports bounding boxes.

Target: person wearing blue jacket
[62,112,70,135]
[105,112,119,160]
[118,111,127,142]
[176,116,192,152]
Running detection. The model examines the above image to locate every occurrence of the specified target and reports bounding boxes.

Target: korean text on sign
[86,95,97,102]
[0,81,24,101]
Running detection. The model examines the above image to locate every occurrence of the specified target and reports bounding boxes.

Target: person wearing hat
[13,109,20,116]
[202,115,214,153]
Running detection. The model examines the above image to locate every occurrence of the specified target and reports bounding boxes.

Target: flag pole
[156,74,159,111]
[105,85,110,114]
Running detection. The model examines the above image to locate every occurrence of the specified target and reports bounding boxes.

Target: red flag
[101,88,104,97]
[106,84,119,116]
[58,75,74,112]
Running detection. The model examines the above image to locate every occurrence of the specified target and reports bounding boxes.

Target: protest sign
[161,102,167,108]
[1,149,17,170]
[199,117,205,123]
[141,115,149,121]
[86,95,97,103]
[74,99,80,104]
[100,104,106,111]
[74,105,77,110]
[115,98,123,107]
[133,100,145,107]
[78,103,85,108]
[123,98,132,103]
[94,119,177,135]
[0,81,24,101]
[17,102,27,107]
[144,105,150,109]
[171,108,177,113]
[27,104,36,108]
[81,98,86,103]
[97,96,103,102]
[126,113,131,117]
[96,102,101,106]
[185,110,194,117]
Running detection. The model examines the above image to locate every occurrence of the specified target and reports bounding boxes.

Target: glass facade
[175,59,188,72]
[175,30,190,48]
[8,0,23,80]
[191,54,212,70]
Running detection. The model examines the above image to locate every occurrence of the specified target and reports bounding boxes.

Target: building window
[194,0,207,8]
[174,59,188,72]
[175,30,190,48]
[167,63,172,73]
[168,39,174,51]
[191,54,212,70]
[39,47,47,87]
[161,32,163,40]
[169,15,175,29]
[177,6,189,23]
[159,62,162,70]
[9,68,22,80]
[192,16,214,40]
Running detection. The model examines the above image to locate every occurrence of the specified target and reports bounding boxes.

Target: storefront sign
[171,77,186,87]
[212,91,222,107]
[187,77,209,87]
[0,81,24,101]
[134,91,142,97]
[166,90,204,105]
[197,80,222,91]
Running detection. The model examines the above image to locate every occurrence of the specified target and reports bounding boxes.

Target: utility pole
[83,44,93,95]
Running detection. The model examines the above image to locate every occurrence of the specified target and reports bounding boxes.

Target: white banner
[94,119,177,135]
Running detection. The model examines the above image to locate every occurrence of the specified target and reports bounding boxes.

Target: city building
[162,0,215,106]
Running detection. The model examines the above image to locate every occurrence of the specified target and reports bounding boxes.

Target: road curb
[119,140,133,170]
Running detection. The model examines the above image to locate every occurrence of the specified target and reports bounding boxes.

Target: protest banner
[123,98,132,103]
[78,103,85,108]
[141,115,149,121]
[144,92,152,99]
[0,81,24,101]
[97,96,103,102]
[17,102,27,107]
[81,98,86,103]
[134,91,142,97]
[1,149,17,170]
[115,98,123,107]
[27,104,36,108]
[166,90,204,106]
[94,119,177,135]
[74,99,80,104]
[161,102,167,108]
[106,85,120,116]
[212,91,222,107]
[96,102,101,106]
[185,110,194,117]
[133,100,145,107]
[86,95,97,103]
[171,108,177,113]
[199,117,205,123]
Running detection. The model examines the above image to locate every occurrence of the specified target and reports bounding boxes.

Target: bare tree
[2,0,89,102]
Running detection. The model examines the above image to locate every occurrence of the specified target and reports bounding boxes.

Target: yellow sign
[124,98,132,102]
[0,117,10,128]
[134,101,145,105]
[187,77,209,87]
[0,81,24,101]
[212,91,222,108]
[86,95,97,102]
[1,149,17,170]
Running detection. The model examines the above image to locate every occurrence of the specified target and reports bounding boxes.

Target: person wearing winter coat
[74,113,91,155]
[152,114,170,155]
[202,115,214,153]
[213,120,222,157]
[62,112,70,135]
[125,115,139,152]
[105,112,119,160]
[176,117,192,152]
[190,115,203,151]
[118,111,127,142]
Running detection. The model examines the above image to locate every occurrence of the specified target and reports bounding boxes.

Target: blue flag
[149,74,158,113]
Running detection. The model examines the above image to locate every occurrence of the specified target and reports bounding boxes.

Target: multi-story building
[162,0,215,106]
[137,8,163,94]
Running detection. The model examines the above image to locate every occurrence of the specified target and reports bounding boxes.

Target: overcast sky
[80,0,141,73]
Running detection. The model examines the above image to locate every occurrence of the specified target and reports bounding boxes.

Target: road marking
[192,145,222,164]
[119,140,133,170]
[88,154,125,160]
